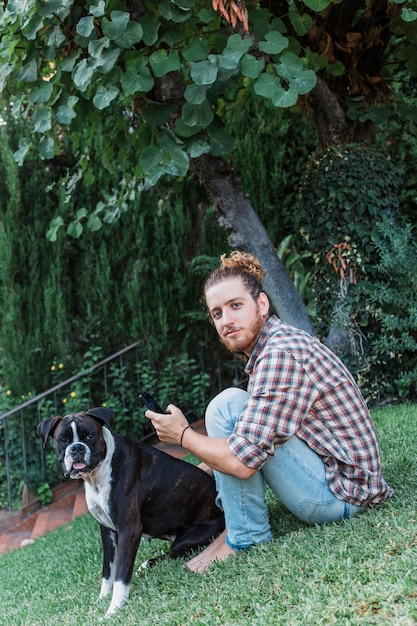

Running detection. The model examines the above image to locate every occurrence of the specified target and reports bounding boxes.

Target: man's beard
[220,307,265,355]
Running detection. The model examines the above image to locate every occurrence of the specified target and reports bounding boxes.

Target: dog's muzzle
[64,442,91,478]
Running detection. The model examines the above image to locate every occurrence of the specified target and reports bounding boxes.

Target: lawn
[0,404,416,625]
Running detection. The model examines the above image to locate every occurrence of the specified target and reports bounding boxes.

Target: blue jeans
[205,388,364,551]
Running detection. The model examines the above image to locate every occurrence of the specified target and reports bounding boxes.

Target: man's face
[205,277,269,356]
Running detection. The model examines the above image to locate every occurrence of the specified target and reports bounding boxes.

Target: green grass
[1,404,417,625]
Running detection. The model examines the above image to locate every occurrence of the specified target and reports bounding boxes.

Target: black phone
[139,391,166,414]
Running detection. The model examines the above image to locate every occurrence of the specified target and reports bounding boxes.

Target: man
[146,251,393,573]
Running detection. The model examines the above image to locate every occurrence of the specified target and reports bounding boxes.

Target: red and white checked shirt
[227,316,393,506]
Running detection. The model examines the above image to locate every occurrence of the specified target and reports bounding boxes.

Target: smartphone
[139,391,166,414]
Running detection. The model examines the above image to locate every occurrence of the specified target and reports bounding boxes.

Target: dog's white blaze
[71,421,79,442]
[84,427,116,531]
[105,581,130,617]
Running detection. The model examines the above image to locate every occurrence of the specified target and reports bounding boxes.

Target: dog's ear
[37,416,64,448]
[84,407,115,430]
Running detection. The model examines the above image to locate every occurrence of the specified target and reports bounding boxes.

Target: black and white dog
[37,407,224,617]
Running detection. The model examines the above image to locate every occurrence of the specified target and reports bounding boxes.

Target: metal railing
[0,342,141,511]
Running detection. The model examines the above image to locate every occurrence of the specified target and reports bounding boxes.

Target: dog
[37,407,225,617]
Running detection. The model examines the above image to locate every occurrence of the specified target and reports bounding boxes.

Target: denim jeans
[205,387,364,551]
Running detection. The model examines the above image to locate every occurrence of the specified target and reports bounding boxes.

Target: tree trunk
[191,153,314,335]
[311,77,376,150]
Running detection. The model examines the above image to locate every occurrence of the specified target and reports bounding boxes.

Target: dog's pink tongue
[73,462,87,470]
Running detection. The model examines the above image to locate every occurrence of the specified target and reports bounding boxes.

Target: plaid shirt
[228,316,393,506]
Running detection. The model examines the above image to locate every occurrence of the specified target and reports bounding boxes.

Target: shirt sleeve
[227,347,319,469]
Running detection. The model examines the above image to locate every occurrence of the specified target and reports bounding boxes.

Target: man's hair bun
[220,251,267,283]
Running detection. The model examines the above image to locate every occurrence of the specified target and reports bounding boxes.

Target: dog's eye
[59,436,69,444]
[86,433,95,441]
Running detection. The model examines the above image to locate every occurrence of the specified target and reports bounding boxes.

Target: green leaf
[175,117,201,137]
[241,53,265,79]
[93,85,119,109]
[198,8,217,24]
[159,1,191,23]
[13,137,31,166]
[36,0,65,17]
[140,145,163,174]
[87,214,103,231]
[149,49,180,77]
[22,13,43,40]
[276,51,303,79]
[102,11,130,39]
[76,16,95,37]
[402,8,417,21]
[46,216,64,242]
[190,58,219,85]
[226,34,252,55]
[29,81,53,103]
[159,129,180,153]
[165,148,189,176]
[209,124,234,157]
[56,103,77,124]
[172,0,193,9]
[359,104,390,124]
[293,69,317,95]
[184,83,208,104]
[67,220,83,239]
[253,72,280,98]
[38,135,54,159]
[140,12,160,45]
[90,1,106,17]
[18,58,37,82]
[181,100,214,127]
[72,59,94,91]
[326,60,345,76]
[182,37,209,62]
[121,64,154,94]
[93,47,121,73]
[61,51,80,73]
[115,21,144,48]
[302,0,331,10]
[271,85,298,107]
[33,106,52,132]
[218,46,243,71]
[88,37,110,59]
[76,208,88,220]
[289,11,313,36]
[258,31,288,55]
[188,139,211,158]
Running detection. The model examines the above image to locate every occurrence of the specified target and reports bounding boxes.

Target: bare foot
[186,530,236,573]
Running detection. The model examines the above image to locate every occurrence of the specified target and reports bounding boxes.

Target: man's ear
[258,291,270,317]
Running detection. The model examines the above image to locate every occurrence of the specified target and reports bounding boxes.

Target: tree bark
[191,153,314,335]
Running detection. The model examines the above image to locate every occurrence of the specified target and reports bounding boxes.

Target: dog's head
[37,407,115,479]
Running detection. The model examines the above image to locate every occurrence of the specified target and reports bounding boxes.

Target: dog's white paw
[137,559,150,573]
[104,581,130,618]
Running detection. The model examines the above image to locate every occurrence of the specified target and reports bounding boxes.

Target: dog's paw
[103,581,130,617]
[137,558,151,572]
[137,552,167,574]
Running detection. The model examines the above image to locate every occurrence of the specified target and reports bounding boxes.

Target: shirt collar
[245,314,280,375]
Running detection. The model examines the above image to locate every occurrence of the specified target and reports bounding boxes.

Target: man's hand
[145,404,189,446]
